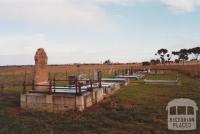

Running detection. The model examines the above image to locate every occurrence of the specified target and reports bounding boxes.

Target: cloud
[0,0,133,31]
[0,33,144,65]
[161,0,200,12]
[0,0,199,32]
[0,34,48,56]
[0,34,89,65]
[0,34,87,56]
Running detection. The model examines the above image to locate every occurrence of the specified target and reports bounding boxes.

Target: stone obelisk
[34,48,49,92]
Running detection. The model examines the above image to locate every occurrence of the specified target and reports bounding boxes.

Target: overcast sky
[0,0,200,65]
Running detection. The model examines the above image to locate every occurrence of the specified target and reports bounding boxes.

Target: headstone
[68,76,76,86]
[147,68,151,74]
[127,69,130,75]
[78,74,86,80]
[93,70,98,80]
[34,48,49,92]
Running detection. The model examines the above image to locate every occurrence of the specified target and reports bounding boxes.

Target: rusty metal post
[65,71,68,86]
[78,82,81,95]
[114,70,117,77]
[22,80,26,94]
[90,80,94,104]
[22,71,27,94]
[53,75,56,89]
[74,80,77,111]
[75,79,78,95]
[0,84,4,96]
[32,80,35,91]
[90,80,93,92]
[98,71,102,88]
[48,80,52,94]
[130,68,132,75]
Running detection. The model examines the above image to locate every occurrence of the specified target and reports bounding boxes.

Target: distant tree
[103,59,111,64]
[150,59,160,65]
[156,48,168,64]
[172,51,179,62]
[150,59,156,65]
[179,49,189,65]
[156,59,161,64]
[188,47,200,64]
[142,61,151,66]
[74,63,80,67]
[166,53,172,64]
[175,59,180,63]
[173,49,189,65]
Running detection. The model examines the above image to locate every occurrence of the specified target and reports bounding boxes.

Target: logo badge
[166,98,198,130]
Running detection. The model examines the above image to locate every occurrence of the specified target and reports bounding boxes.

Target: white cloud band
[161,0,200,12]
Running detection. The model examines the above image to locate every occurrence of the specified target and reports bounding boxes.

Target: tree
[172,51,179,62]
[175,59,180,63]
[150,59,156,65]
[172,49,189,65]
[142,61,150,66]
[166,53,172,64]
[188,47,200,64]
[74,63,80,67]
[156,59,161,64]
[156,48,168,64]
[103,59,111,64]
[150,59,160,65]
[179,49,189,65]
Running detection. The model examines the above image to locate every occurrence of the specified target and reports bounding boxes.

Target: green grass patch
[0,72,200,133]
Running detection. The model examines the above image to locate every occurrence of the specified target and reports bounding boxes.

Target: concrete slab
[144,79,178,85]
[102,78,128,86]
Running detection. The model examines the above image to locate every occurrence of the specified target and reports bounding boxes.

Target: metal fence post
[22,80,26,94]
[0,84,4,96]
[48,80,52,94]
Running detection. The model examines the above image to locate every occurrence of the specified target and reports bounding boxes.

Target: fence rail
[22,78,102,95]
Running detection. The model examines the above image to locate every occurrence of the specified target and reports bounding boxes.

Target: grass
[0,71,200,133]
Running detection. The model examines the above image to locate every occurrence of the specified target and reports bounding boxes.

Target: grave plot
[144,71,180,85]
[114,69,145,80]
[101,78,129,86]
[21,48,125,112]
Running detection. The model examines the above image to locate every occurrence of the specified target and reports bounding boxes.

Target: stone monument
[34,48,49,92]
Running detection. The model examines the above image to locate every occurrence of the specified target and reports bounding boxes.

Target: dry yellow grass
[0,64,140,83]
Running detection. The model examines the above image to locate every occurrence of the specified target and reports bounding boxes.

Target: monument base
[34,82,49,92]
[20,88,104,112]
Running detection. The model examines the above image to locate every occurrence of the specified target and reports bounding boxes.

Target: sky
[0,0,200,65]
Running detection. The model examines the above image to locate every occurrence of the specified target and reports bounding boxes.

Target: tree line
[142,47,200,66]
